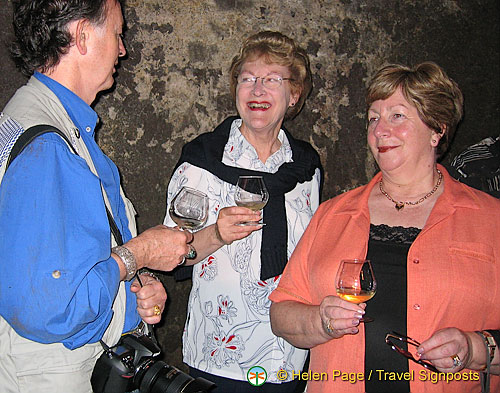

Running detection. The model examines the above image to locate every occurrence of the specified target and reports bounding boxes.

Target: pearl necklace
[379,169,443,211]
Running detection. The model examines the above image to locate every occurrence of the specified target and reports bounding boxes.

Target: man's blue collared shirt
[0,72,140,349]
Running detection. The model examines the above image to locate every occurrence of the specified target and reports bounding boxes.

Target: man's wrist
[112,245,137,281]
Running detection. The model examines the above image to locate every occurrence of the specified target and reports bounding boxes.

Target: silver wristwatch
[112,245,137,281]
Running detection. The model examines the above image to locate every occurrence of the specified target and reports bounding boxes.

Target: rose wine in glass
[234,176,269,225]
[335,259,376,322]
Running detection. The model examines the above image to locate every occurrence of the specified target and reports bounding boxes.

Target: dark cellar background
[1,0,498,370]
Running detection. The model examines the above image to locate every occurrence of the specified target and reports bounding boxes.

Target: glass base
[235,222,266,226]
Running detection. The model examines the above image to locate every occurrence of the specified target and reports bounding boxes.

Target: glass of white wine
[234,176,269,226]
[335,259,377,322]
[169,187,209,261]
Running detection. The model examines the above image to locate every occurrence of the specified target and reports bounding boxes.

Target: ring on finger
[153,304,161,316]
[186,244,197,259]
[451,354,463,368]
[323,318,335,335]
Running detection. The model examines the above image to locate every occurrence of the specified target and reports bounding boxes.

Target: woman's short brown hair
[366,62,464,157]
[229,31,312,120]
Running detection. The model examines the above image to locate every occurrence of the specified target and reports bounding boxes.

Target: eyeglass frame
[235,74,295,89]
[385,332,439,373]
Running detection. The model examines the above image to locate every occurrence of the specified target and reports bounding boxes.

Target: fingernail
[352,319,360,326]
[417,348,424,355]
[357,309,365,314]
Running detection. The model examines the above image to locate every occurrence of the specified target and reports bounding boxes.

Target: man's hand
[131,272,167,325]
[125,225,193,271]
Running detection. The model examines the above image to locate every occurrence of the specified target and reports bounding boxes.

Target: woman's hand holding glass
[319,295,366,339]
[213,206,263,246]
[335,259,377,322]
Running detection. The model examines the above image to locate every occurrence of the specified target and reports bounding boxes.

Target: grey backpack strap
[5,124,124,246]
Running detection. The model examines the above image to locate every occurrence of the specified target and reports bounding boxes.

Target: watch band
[112,245,137,281]
[476,330,496,371]
[482,330,496,364]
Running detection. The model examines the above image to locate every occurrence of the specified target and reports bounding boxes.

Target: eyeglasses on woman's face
[385,332,439,373]
[236,73,294,90]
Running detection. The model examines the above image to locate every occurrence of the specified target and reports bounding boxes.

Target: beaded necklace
[379,169,443,211]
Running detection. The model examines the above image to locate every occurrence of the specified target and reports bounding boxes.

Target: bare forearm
[183,224,225,265]
[270,301,331,349]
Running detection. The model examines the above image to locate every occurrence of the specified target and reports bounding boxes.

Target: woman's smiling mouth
[248,101,271,110]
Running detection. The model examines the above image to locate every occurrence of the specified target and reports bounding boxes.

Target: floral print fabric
[164,119,321,383]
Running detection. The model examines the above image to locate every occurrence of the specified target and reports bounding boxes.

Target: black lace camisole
[364,224,420,393]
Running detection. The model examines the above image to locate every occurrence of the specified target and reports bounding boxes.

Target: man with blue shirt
[0,1,192,392]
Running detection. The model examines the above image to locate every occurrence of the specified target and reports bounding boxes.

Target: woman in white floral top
[164,31,322,393]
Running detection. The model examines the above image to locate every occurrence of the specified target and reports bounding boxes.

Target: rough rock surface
[0,0,498,370]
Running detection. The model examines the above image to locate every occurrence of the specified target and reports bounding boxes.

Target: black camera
[91,331,214,393]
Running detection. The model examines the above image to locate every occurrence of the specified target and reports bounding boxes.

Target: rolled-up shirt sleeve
[0,134,124,349]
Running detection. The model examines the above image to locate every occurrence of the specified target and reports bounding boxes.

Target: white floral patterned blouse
[164,119,321,383]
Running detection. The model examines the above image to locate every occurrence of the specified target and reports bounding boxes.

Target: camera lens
[138,361,214,393]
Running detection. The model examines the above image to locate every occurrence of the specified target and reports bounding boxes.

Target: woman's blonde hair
[229,31,312,119]
[366,62,464,156]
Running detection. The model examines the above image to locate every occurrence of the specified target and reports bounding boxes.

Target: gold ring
[451,354,463,368]
[323,318,335,335]
[153,304,161,316]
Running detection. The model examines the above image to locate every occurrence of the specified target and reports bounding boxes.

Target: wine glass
[169,187,209,261]
[234,176,269,226]
[335,259,377,322]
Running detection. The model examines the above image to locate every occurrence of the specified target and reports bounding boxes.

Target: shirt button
[413,258,420,264]
[52,270,61,279]
[413,304,421,310]
[86,126,91,132]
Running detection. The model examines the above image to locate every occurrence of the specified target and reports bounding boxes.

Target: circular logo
[247,365,267,386]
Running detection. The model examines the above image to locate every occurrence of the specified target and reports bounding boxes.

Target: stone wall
[1,0,498,369]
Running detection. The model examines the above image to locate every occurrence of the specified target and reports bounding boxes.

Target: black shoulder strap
[6,125,76,169]
[5,124,124,246]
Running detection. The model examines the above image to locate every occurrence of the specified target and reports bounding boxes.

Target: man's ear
[74,19,90,55]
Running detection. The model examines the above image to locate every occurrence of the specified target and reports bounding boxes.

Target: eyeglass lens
[237,75,288,89]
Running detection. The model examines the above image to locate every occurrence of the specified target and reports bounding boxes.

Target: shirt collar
[226,118,293,172]
[34,71,98,137]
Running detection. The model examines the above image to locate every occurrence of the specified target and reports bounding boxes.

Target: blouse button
[413,304,421,310]
[52,270,61,279]
[86,126,91,133]
[413,258,420,264]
